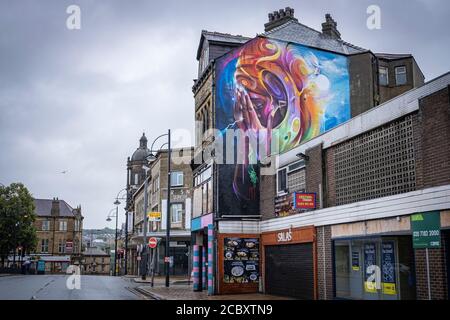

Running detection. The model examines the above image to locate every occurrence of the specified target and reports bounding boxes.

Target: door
[265,243,314,299]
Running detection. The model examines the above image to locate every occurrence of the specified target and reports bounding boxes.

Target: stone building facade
[129,147,193,277]
[33,198,83,273]
[82,247,111,275]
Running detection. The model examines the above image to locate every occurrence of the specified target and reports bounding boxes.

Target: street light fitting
[146,153,157,162]
[114,199,120,206]
[106,217,112,222]
[296,152,309,161]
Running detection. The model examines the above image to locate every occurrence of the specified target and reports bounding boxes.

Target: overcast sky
[1,0,449,229]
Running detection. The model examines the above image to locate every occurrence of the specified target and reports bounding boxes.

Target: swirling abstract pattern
[216,37,350,203]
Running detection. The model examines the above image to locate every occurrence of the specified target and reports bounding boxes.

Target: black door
[265,243,314,299]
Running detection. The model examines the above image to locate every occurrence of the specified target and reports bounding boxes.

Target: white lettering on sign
[277,229,292,242]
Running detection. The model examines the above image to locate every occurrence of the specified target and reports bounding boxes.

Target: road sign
[411,211,441,248]
[147,211,161,221]
[137,256,141,261]
[148,237,158,249]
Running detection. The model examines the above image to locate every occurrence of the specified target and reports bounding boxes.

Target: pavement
[0,274,144,300]
[135,277,292,300]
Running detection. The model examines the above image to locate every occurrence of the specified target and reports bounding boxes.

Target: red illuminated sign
[294,193,316,209]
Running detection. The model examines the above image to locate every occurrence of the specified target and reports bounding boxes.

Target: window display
[223,238,259,283]
[334,236,416,300]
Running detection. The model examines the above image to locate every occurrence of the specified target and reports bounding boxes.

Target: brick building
[33,198,83,273]
[257,74,450,300]
[188,7,450,299]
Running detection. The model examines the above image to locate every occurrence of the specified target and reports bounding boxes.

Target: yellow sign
[382,283,397,295]
[364,281,378,293]
[147,212,161,221]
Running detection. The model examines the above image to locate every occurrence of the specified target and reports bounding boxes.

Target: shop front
[331,211,450,300]
[217,233,260,295]
[261,225,317,299]
[334,235,416,300]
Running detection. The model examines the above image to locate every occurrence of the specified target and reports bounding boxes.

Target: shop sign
[65,241,73,253]
[223,238,259,284]
[364,243,378,293]
[147,211,161,222]
[277,227,292,243]
[381,241,397,295]
[293,193,316,210]
[411,211,441,248]
[274,193,294,217]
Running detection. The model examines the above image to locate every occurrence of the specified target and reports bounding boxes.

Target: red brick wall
[414,232,448,300]
[324,148,336,208]
[316,225,333,300]
[415,86,450,189]
[260,173,276,220]
[305,144,323,209]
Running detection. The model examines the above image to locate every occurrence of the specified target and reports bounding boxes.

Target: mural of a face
[215,37,350,206]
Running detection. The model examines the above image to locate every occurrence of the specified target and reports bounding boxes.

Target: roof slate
[33,199,77,217]
[262,20,367,55]
[375,53,413,60]
[196,30,251,60]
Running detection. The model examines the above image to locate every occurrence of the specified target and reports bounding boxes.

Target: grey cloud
[1,0,449,228]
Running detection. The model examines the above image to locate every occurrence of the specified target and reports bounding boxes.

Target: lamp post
[144,129,171,287]
[113,189,127,275]
[106,206,119,276]
[141,166,150,280]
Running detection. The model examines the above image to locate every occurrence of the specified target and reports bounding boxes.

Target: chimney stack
[264,7,298,32]
[51,197,60,216]
[321,14,341,39]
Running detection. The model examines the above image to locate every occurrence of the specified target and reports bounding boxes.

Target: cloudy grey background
[1,0,449,229]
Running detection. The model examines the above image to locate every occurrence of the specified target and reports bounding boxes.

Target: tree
[0,183,37,267]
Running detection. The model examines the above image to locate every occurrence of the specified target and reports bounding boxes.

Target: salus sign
[277,227,293,243]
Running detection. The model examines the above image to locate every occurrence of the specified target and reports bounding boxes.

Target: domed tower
[127,133,151,192]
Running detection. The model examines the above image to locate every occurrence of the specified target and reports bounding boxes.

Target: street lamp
[106,207,118,276]
[141,129,172,287]
[113,188,127,275]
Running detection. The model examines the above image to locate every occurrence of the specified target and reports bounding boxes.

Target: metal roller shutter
[265,243,314,299]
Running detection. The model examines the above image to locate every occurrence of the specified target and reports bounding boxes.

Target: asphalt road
[0,274,144,300]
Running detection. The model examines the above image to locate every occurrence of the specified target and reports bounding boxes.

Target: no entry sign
[148,237,158,249]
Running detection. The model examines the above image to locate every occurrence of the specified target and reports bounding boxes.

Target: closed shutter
[265,243,314,299]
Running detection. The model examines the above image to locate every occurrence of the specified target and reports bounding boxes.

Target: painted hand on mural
[233,88,264,131]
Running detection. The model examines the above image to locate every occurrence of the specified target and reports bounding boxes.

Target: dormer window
[199,45,209,75]
[395,66,407,85]
[379,66,388,86]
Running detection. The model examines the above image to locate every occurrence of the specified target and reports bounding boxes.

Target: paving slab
[137,284,293,300]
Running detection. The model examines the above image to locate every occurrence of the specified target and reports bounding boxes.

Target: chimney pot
[321,13,341,39]
[264,7,298,32]
[51,198,60,216]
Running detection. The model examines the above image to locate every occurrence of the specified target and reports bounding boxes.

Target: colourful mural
[215,37,350,213]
